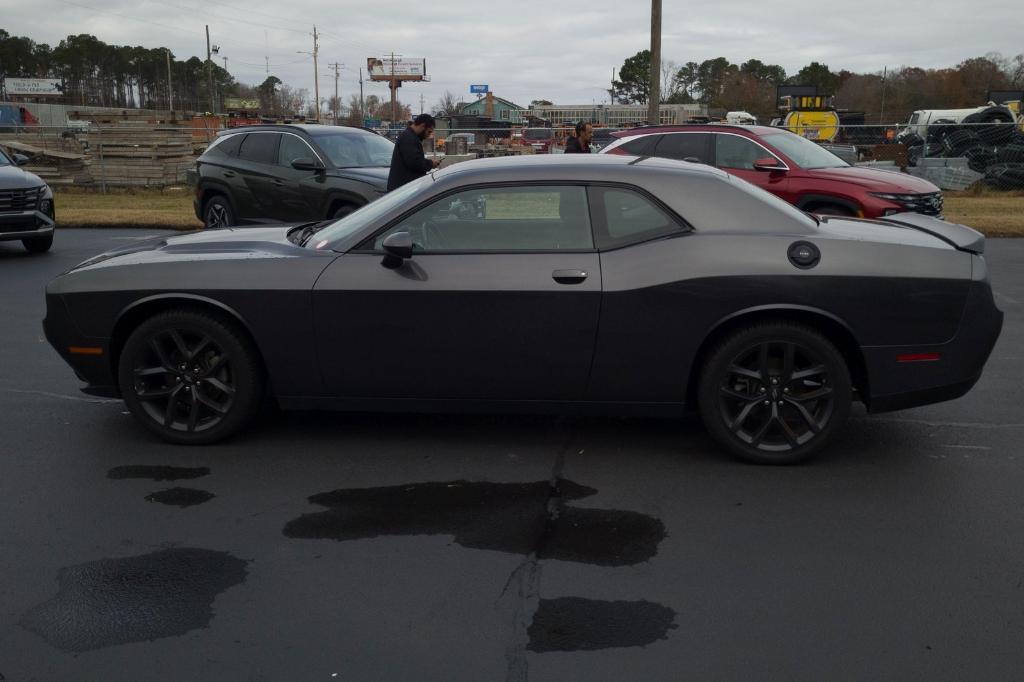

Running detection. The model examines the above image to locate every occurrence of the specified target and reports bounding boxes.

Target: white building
[527,103,708,126]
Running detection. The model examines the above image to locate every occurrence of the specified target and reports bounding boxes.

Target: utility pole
[166,48,174,112]
[359,67,365,123]
[222,56,228,72]
[647,0,661,125]
[328,62,343,125]
[205,25,214,113]
[879,65,888,124]
[389,51,399,124]
[420,93,424,115]
[611,67,616,104]
[312,26,321,122]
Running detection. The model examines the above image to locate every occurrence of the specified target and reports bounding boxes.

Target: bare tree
[661,60,678,103]
[433,90,465,116]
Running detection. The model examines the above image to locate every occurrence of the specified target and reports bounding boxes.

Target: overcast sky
[4,0,1022,109]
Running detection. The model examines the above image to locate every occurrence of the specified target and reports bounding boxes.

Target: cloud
[5,0,1022,110]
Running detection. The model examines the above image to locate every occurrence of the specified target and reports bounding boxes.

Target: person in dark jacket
[564,121,593,153]
[387,113,440,191]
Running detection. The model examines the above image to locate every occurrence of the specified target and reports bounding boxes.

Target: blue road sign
[470,84,489,94]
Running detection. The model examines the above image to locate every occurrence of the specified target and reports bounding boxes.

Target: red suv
[601,125,943,219]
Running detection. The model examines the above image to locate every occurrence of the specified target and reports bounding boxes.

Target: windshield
[761,131,848,169]
[524,129,553,140]
[309,130,394,167]
[0,149,11,166]
[311,174,432,248]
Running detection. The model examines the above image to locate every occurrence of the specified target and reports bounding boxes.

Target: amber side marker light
[897,352,941,363]
[69,346,103,356]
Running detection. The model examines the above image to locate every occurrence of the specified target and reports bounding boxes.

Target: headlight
[869,192,920,202]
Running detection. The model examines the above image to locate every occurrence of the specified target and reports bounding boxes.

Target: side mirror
[291,157,325,172]
[753,157,786,172]
[13,153,29,167]
[381,231,414,269]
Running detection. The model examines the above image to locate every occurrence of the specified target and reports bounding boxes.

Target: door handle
[552,269,588,284]
[222,170,236,178]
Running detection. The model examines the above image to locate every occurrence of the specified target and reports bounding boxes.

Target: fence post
[96,124,107,195]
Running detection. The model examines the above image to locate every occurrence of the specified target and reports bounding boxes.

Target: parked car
[601,124,944,219]
[0,148,55,253]
[193,124,394,229]
[45,155,1002,464]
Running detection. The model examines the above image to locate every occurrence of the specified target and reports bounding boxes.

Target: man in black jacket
[564,121,593,153]
[387,113,441,191]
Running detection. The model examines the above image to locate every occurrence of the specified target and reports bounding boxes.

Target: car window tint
[714,134,766,170]
[279,134,314,166]
[207,133,243,158]
[594,187,684,249]
[372,186,593,252]
[618,135,659,156]
[656,133,711,163]
[237,133,279,164]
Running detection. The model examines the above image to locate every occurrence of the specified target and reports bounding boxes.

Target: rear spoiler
[881,213,985,254]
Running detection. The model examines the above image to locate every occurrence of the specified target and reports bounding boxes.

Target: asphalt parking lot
[2,229,1023,681]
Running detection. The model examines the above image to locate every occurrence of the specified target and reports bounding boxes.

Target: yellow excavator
[777,92,841,142]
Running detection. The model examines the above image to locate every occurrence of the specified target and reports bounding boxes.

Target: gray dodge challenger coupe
[44,155,1003,463]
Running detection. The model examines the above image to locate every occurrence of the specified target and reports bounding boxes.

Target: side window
[617,135,660,156]
[714,134,771,170]
[206,133,244,158]
[370,186,593,252]
[655,133,711,163]
[592,187,685,250]
[237,133,280,164]
[279,134,315,166]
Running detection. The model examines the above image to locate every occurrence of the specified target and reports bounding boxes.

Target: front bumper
[864,268,1003,413]
[0,209,54,241]
[43,291,119,398]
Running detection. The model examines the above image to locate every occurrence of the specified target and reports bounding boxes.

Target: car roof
[433,152,730,182]
[215,124,378,137]
[612,124,781,138]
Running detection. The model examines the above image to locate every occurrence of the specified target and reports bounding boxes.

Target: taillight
[897,352,941,363]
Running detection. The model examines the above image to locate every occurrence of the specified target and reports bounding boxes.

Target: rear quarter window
[205,133,244,158]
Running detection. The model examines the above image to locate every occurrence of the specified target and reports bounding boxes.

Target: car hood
[66,224,325,272]
[0,163,46,189]
[325,165,389,187]
[816,214,984,253]
[800,166,939,192]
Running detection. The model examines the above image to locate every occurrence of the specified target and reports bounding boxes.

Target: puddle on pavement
[20,548,247,652]
[145,488,216,508]
[527,597,677,652]
[283,479,664,566]
[108,465,210,481]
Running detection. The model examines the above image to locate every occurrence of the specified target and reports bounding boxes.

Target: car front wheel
[203,195,235,229]
[698,322,852,464]
[23,234,53,253]
[117,309,265,444]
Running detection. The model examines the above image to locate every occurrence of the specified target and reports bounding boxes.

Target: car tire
[23,234,53,253]
[332,203,358,220]
[117,309,265,445]
[698,322,852,465]
[203,195,235,229]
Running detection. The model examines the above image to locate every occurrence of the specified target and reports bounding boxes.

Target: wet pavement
[2,229,1024,680]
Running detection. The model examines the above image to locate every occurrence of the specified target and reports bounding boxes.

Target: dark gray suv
[0,148,55,252]
[193,124,394,229]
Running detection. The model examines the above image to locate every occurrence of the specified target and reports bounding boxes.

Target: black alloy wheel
[204,196,234,229]
[699,323,851,464]
[118,309,264,444]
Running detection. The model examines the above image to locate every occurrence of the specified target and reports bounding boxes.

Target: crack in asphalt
[498,430,573,682]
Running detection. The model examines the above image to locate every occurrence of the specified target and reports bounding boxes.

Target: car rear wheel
[203,195,235,229]
[23,234,53,253]
[698,323,852,464]
[117,309,264,445]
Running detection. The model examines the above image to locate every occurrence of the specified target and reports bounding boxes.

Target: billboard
[470,84,489,94]
[367,57,427,82]
[4,78,64,96]
[224,98,260,110]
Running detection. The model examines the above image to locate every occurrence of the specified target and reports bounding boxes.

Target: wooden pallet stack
[85,125,194,187]
[0,134,92,185]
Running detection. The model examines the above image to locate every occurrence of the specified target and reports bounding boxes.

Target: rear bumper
[43,291,119,397]
[864,273,1003,413]
[0,210,54,240]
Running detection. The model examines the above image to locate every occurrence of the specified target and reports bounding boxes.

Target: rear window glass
[206,133,244,158]
[594,187,683,249]
[618,135,659,156]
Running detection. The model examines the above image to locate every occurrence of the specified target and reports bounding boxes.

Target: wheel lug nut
[777,401,784,405]
[763,400,769,405]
